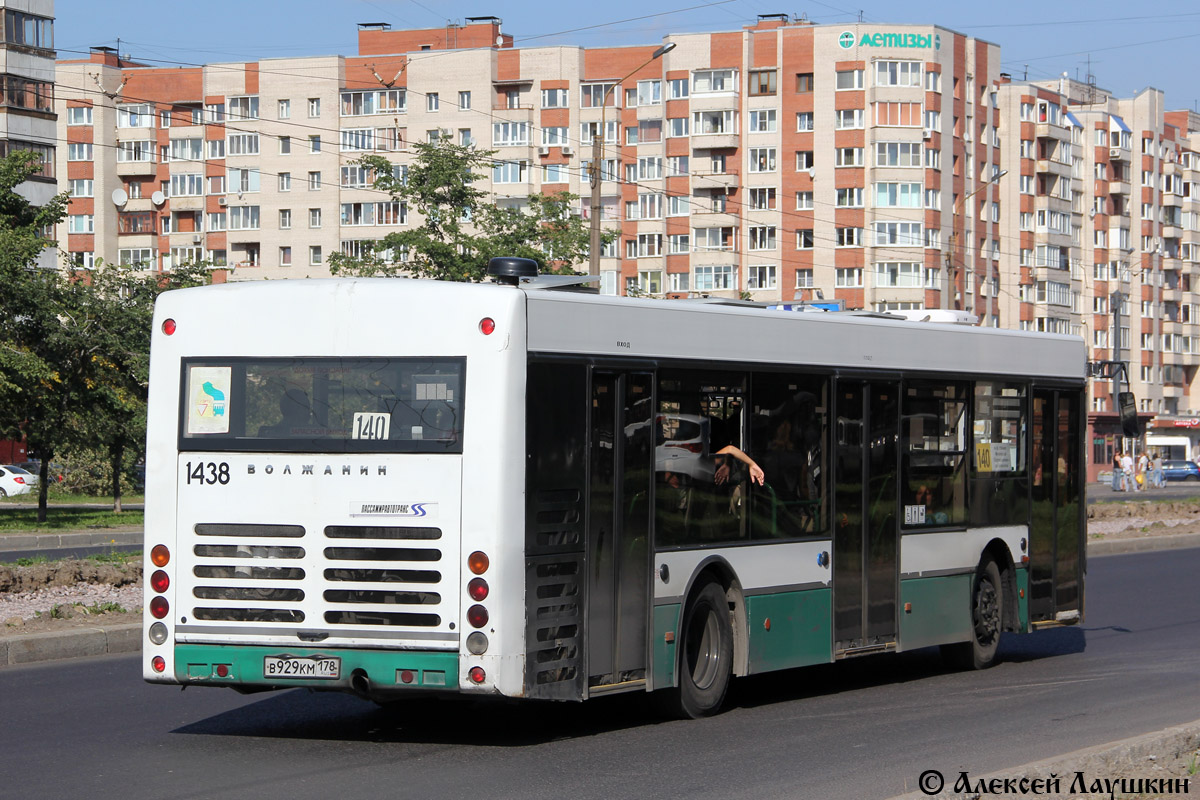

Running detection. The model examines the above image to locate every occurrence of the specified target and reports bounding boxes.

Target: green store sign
[839,31,940,50]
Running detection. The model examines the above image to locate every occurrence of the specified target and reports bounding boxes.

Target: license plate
[263,655,341,680]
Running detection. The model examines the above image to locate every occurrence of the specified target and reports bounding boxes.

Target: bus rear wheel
[942,558,1003,670]
[668,581,733,719]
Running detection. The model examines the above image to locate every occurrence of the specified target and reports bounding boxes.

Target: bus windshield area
[179,357,465,453]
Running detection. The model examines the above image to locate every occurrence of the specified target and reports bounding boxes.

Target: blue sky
[56,0,1200,111]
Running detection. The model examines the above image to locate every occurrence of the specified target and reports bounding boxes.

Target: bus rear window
[180,357,465,453]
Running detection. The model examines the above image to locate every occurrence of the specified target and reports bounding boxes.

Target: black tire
[662,581,733,719]
[942,559,1003,670]
[0,487,7,498]
[1187,475,1199,482]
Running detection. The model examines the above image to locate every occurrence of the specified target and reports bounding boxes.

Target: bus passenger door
[586,371,653,691]
[1029,388,1083,624]
[833,379,900,655]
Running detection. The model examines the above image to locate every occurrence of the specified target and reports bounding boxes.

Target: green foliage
[0,148,213,519]
[83,601,127,615]
[327,141,609,281]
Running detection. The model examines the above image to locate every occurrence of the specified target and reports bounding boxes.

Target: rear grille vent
[188,523,445,636]
[532,489,582,550]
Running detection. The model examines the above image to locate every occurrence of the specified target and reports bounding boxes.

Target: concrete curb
[889,721,1200,798]
[0,623,141,667]
[1088,530,1200,555]
[0,530,142,552]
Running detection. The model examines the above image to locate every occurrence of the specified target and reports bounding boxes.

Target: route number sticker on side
[352,412,390,441]
[263,656,341,680]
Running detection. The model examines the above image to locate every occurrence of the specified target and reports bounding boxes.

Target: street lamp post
[943,169,1007,312]
[588,42,676,279]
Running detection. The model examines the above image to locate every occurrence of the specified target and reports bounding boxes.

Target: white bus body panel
[145,279,529,697]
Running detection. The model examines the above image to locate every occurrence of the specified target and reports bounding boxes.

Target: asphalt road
[1,548,1198,800]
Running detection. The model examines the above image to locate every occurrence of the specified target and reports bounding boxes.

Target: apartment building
[2,0,56,268]
[51,15,1200,476]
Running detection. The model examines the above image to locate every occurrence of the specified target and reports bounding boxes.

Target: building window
[227,206,260,230]
[749,147,776,173]
[835,108,864,130]
[747,265,776,289]
[836,227,863,247]
[308,171,322,190]
[66,106,92,125]
[277,99,291,119]
[695,264,735,290]
[228,96,259,121]
[795,269,814,288]
[117,103,153,128]
[835,147,864,167]
[67,214,94,234]
[748,226,776,250]
[835,188,863,208]
[875,60,922,87]
[279,246,292,267]
[309,208,321,228]
[874,102,922,127]
[279,209,292,229]
[796,229,814,250]
[310,246,323,266]
[279,136,291,155]
[693,69,736,94]
[492,121,529,146]
[309,135,321,153]
[748,187,777,210]
[749,109,777,133]
[835,268,862,287]
[749,70,777,96]
[67,143,93,161]
[835,69,864,90]
[279,172,291,192]
[69,179,94,197]
[796,191,813,210]
[795,151,814,171]
[795,72,814,93]
[459,90,472,109]
[796,112,814,132]
[492,160,528,183]
[4,10,53,49]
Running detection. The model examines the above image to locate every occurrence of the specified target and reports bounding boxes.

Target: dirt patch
[0,557,141,594]
[1,604,141,638]
[1087,499,1200,521]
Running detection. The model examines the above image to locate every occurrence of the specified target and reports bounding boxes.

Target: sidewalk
[0,529,142,553]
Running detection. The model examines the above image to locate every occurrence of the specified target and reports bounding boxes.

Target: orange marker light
[468,551,489,575]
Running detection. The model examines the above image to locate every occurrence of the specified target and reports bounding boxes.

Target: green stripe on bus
[899,575,972,650]
[745,589,833,673]
[174,644,460,690]
[652,604,681,689]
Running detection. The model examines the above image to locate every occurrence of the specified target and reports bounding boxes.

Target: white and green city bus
[143,259,1087,717]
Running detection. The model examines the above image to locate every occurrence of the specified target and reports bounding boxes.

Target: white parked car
[0,464,37,497]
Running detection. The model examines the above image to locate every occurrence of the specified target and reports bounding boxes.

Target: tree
[0,148,211,519]
[327,140,606,281]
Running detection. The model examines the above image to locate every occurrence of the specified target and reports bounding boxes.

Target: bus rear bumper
[171,643,460,694]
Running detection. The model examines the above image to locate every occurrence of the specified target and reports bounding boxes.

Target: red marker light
[150,570,170,593]
[215,664,229,678]
[467,604,489,628]
[479,317,496,335]
[467,577,489,601]
[151,656,166,673]
[468,666,486,684]
[149,596,169,620]
[162,318,177,335]
[12,477,24,485]
[400,669,415,684]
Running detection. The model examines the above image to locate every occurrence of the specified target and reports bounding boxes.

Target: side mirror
[1118,391,1140,437]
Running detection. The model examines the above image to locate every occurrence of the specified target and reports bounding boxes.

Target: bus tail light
[468,551,489,575]
[479,317,496,335]
[467,577,489,601]
[468,666,486,684]
[162,319,176,335]
[150,596,169,619]
[151,545,170,567]
[151,656,166,673]
[467,604,489,628]
[150,570,170,593]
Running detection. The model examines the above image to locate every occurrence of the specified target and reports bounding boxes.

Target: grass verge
[0,507,144,533]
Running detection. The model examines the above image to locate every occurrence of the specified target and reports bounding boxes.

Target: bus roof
[155,279,1085,381]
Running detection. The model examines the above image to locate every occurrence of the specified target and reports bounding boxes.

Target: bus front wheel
[942,558,1003,670]
[669,581,733,719]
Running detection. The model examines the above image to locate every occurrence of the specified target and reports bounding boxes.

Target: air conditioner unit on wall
[537,145,550,156]
[561,145,574,156]
[217,196,228,206]
[1110,148,1121,159]
[192,234,202,244]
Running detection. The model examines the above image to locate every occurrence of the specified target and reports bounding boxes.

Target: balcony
[1035,122,1070,141]
[1034,194,1072,215]
[116,158,158,176]
[691,169,739,191]
[1108,146,1131,163]
[1108,179,1131,195]
[169,195,204,212]
[689,209,738,227]
[1036,159,1072,179]
[691,132,740,150]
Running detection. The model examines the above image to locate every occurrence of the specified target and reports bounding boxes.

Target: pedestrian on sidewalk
[1152,451,1165,488]
[1121,451,1134,493]
[1136,451,1149,492]
[1112,452,1124,491]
